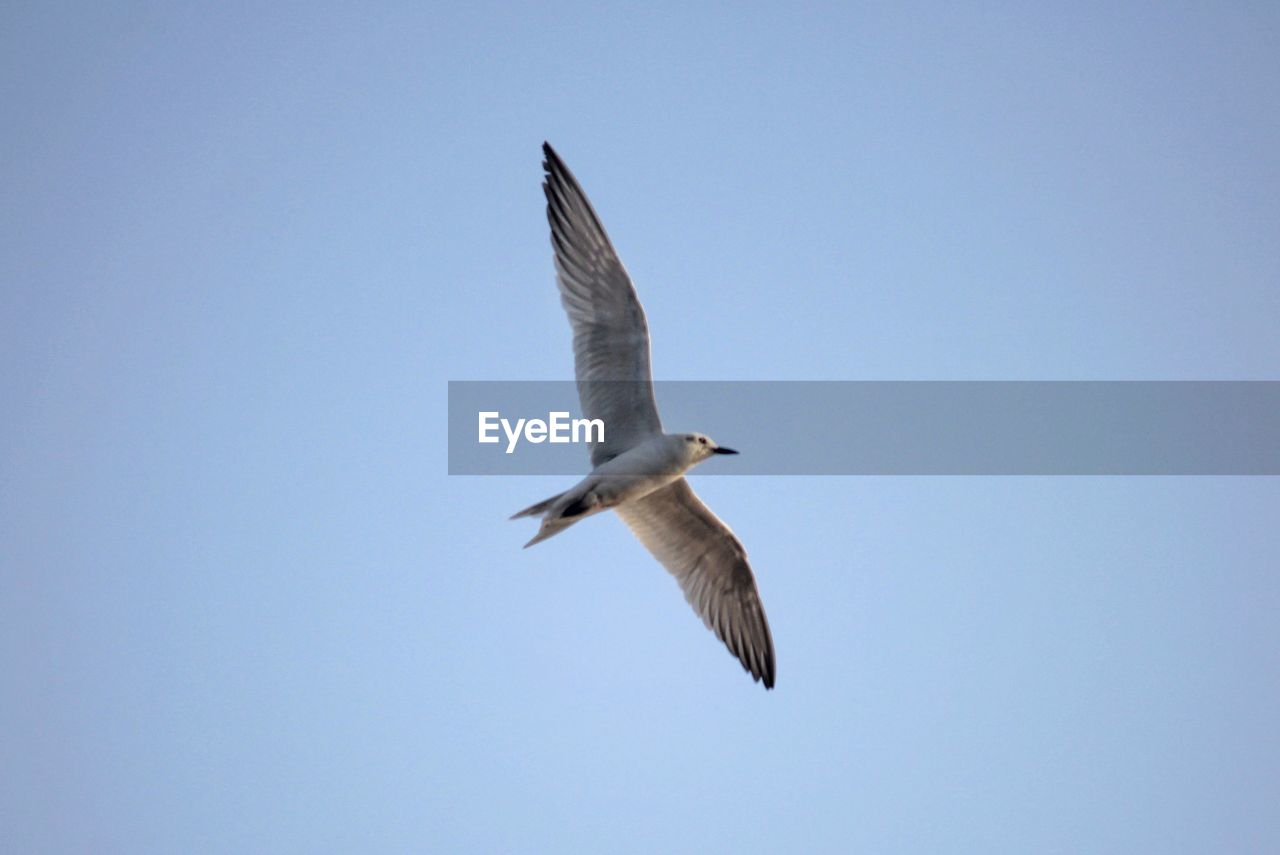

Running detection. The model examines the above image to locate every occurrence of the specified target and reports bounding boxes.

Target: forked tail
[511,489,593,548]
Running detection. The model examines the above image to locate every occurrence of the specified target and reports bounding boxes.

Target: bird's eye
[698,437,707,444]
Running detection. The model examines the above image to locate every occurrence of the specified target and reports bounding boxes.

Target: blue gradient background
[3,3,1278,852]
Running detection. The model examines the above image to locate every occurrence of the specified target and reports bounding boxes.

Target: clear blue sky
[3,2,1279,852]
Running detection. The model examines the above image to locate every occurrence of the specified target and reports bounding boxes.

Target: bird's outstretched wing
[542,142,663,467]
[615,479,776,688]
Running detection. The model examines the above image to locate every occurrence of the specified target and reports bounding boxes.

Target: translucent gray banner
[447,381,1280,475]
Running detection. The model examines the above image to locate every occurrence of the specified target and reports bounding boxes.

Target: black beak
[712,446,739,455]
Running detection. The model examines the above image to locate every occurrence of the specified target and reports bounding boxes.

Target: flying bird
[512,142,775,689]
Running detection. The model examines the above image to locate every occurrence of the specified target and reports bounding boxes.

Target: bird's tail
[511,489,592,548]
[521,516,577,548]
[509,491,567,521]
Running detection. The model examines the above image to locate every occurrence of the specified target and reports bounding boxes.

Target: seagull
[511,142,776,689]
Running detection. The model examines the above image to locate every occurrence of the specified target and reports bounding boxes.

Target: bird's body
[513,143,776,689]
[512,432,733,546]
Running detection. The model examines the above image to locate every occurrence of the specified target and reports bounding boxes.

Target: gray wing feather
[615,479,776,688]
[542,143,663,467]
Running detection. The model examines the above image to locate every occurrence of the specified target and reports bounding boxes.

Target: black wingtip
[755,642,776,690]
[542,141,561,172]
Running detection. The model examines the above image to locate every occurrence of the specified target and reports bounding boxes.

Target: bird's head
[677,432,739,465]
